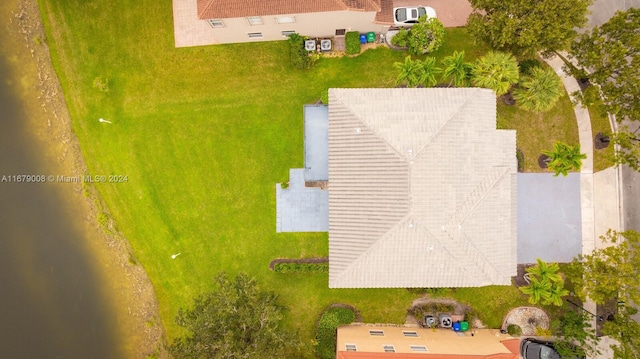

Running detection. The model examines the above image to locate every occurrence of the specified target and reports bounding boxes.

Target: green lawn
[589,99,616,172]
[37,0,580,348]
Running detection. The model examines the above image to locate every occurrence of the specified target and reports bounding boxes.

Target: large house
[327,88,517,288]
[174,0,473,47]
[194,0,389,44]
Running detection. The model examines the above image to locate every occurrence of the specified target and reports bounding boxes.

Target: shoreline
[4,0,167,357]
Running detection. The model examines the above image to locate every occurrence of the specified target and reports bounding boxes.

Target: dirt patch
[6,1,167,357]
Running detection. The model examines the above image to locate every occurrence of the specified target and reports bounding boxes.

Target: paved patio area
[304,105,329,181]
[517,173,582,264]
[276,169,328,232]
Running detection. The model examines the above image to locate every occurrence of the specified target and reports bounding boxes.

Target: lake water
[0,5,123,359]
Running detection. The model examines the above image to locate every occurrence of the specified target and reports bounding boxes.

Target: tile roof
[338,353,519,359]
[198,0,380,19]
[328,88,517,288]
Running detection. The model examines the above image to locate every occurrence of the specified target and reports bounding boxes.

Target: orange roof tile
[198,0,380,19]
[338,352,519,359]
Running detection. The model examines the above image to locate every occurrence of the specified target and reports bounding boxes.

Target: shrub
[273,261,328,274]
[507,324,522,337]
[288,33,315,69]
[391,28,409,48]
[345,31,361,55]
[406,17,445,55]
[317,307,355,359]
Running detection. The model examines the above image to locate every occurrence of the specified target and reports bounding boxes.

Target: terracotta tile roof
[499,339,521,354]
[198,0,380,19]
[338,353,519,359]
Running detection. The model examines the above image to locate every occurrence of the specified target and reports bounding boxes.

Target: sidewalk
[544,53,622,359]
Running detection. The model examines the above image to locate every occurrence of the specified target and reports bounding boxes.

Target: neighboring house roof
[336,326,520,358]
[338,353,518,359]
[328,88,517,288]
[198,0,381,19]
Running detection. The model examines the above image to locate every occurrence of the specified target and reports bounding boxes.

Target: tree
[392,16,445,55]
[466,0,592,57]
[610,125,640,171]
[570,8,640,123]
[471,51,520,95]
[542,142,586,176]
[513,67,564,112]
[168,272,306,359]
[394,56,423,88]
[567,230,640,306]
[603,305,640,359]
[394,56,441,88]
[551,310,599,358]
[520,259,569,306]
[417,57,442,87]
[441,51,473,87]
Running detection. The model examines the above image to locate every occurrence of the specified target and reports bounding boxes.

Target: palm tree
[520,276,553,305]
[543,142,587,176]
[471,51,520,95]
[441,51,473,87]
[394,56,423,88]
[542,283,570,306]
[526,258,563,284]
[513,67,564,112]
[417,57,442,88]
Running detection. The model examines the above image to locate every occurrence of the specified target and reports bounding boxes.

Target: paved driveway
[517,173,582,264]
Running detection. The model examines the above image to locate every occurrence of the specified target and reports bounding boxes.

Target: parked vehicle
[393,6,437,26]
[520,338,584,359]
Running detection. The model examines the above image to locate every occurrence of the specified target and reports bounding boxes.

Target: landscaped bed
[38,0,581,348]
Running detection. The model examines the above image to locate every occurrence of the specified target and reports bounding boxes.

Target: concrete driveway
[517,173,582,264]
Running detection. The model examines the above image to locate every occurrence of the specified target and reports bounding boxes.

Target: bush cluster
[288,33,316,69]
[273,262,328,273]
[345,31,361,55]
[317,307,356,359]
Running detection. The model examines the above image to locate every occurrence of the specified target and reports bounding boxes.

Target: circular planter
[594,132,611,149]
[502,92,516,106]
[538,154,550,169]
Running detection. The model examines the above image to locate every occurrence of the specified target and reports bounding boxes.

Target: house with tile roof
[191,0,388,44]
[173,0,473,47]
[336,326,520,358]
[328,88,517,288]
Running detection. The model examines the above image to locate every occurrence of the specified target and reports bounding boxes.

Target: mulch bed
[594,132,611,150]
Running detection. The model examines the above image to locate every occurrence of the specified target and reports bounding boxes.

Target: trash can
[452,321,461,332]
[367,32,376,43]
[460,321,469,332]
[359,34,367,44]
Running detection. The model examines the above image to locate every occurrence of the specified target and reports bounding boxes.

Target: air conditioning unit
[320,39,332,51]
[305,40,316,51]
[424,315,436,328]
[439,314,452,328]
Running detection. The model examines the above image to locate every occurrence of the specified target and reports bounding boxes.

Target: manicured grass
[37,0,580,348]
[589,99,616,172]
[497,92,579,173]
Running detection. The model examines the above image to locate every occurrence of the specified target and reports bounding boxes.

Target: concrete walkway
[544,53,623,359]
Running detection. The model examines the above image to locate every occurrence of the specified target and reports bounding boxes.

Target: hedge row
[317,307,356,359]
[345,31,361,55]
[273,262,328,273]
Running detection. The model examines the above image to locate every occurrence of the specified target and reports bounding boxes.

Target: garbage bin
[367,32,376,43]
[359,34,367,44]
[453,321,461,332]
[460,321,469,332]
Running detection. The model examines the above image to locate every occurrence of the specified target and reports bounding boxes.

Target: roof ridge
[330,89,407,163]
[199,0,217,19]
[413,88,481,159]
